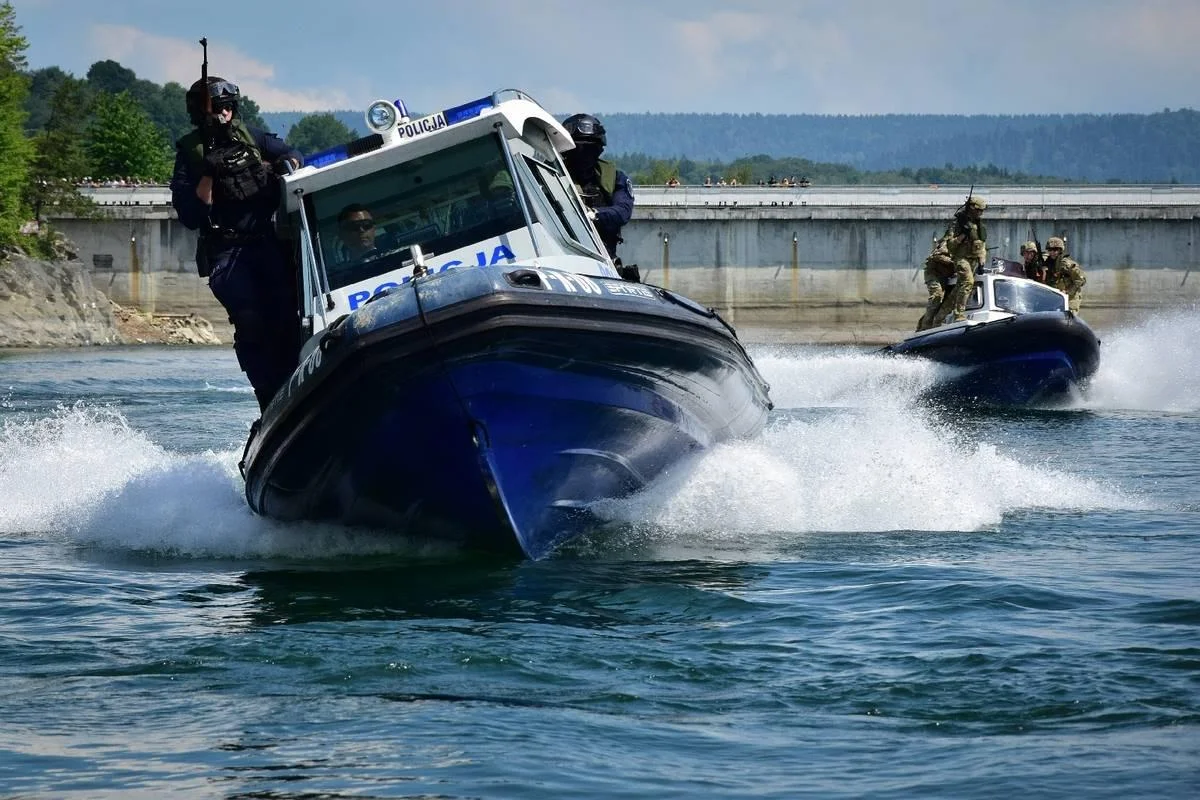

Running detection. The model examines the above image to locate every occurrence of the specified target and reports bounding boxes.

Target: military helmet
[1020,241,1038,253]
[1046,236,1065,250]
[186,76,241,125]
[966,196,987,210]
[563,113,606,149]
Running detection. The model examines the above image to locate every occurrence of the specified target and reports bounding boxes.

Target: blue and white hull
[240,265,772,558]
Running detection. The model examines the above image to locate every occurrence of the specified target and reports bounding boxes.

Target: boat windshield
[305,136,525,290]
[993,279,1067,313]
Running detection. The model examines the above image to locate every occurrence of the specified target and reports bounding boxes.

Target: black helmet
[563,113,606,149]
[186,76,240,126]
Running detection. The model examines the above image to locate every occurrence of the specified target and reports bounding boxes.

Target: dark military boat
[882,259,1101,407]
[238,90,773,559]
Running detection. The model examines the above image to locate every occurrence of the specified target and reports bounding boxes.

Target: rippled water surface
[1,314,1198,798]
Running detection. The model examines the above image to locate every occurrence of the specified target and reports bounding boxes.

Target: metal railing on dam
[57,184,1200,338]
[75,183,1200,209]
[636,184,1200,209]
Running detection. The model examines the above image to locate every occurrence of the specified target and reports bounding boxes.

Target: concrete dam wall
[52,185,1200,341]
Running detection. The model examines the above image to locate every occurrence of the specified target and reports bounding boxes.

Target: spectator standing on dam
[562,113,638,281]
[170,75,302,412]
[1044,236,1087,313]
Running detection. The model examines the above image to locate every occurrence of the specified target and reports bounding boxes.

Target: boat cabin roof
[280,90,574,212]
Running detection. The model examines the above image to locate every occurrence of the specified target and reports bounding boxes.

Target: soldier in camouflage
[917,196,986,330]
[1043,236,1086,313]
[1020,240,1046,282]
[917,231,954,331]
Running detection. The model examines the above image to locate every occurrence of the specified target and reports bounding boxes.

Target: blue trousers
[207,239,301,410]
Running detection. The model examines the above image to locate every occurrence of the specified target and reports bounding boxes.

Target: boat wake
[0,405,446,560]
[5,317,1188,562]
[1080,310,1200,413]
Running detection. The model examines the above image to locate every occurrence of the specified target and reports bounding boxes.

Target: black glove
[272,157,298,176]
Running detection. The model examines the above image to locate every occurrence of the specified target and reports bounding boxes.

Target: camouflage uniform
[1020,240,1046,282]
[944,199,986,321]
[917,230,955,331]
[1044,236,1086,312]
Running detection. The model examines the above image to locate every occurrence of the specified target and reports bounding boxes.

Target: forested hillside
[259,108,1200,184]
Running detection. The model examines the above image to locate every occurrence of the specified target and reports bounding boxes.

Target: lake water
[1,313,1198,798]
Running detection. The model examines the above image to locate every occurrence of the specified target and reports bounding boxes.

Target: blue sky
[10,0,1200,115]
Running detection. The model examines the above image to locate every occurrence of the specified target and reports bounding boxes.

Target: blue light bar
[443,96,494,125]
[306,144,349,169]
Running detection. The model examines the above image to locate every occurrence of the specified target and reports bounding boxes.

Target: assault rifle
[199,37,211,157]
[1029,223,1047,282]
[194,37,215,278]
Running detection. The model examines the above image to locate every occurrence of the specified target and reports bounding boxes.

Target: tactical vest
[576,159,618,209]
[179,120,275,203]
[1046,255,1081,292]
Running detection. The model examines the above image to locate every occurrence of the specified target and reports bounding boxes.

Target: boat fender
[505,269,545,289]
[319,315,350,352]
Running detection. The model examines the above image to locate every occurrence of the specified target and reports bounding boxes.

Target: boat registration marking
[600,280,655,299]
[396,112,449,141]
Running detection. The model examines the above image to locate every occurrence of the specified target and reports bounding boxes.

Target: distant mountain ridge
[261,108,1200,183]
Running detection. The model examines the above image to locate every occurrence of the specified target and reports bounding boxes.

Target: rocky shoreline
[0,254,220,348]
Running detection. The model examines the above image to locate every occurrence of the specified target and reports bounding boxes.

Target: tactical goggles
[571,119,600,135]
[207,80,240,99]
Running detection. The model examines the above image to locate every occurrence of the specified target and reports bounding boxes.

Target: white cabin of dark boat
[883,259,1101,407]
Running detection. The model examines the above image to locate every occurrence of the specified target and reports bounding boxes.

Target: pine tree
[0,1,33,246]
[84,90,172,182]
[25,77,93,222]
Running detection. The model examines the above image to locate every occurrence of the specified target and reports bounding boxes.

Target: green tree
[0,1,32,245]
[286,112,354,155]
[85,59,136,95]
[22,64,72,132]
[238,94,265,129]
[25,77,93,222]
[84,90,172,182]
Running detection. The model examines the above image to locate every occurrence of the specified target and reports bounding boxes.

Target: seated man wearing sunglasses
[170,76,303,412]
[336,204,380,262]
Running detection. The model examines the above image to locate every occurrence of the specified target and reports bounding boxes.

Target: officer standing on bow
[561,114,639,281]
[170,64,303,412]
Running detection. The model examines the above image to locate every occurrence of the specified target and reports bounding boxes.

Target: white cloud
[87,24,354,111]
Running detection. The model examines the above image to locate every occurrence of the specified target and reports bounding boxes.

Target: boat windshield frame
[991,277,1069,313]
[296,133,530,293]
[508,136,607,261]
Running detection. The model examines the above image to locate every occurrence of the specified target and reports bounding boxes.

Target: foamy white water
[3,319,1189,561]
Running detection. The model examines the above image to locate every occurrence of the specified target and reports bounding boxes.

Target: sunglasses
[341,218,374,232]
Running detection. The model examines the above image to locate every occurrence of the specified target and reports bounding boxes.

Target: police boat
[238,90,773,559]
[881,258,1100,407]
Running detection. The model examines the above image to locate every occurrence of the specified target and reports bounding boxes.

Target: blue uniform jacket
[170,124,300,239]
[594,169,634,256]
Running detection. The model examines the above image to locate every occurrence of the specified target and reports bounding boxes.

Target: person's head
[965,196,987,217]
[186,76,241,128]
[1046,236,1065,257]
[1020,241,1039,262]
[562,114,606,177]
[337,203,376,257]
